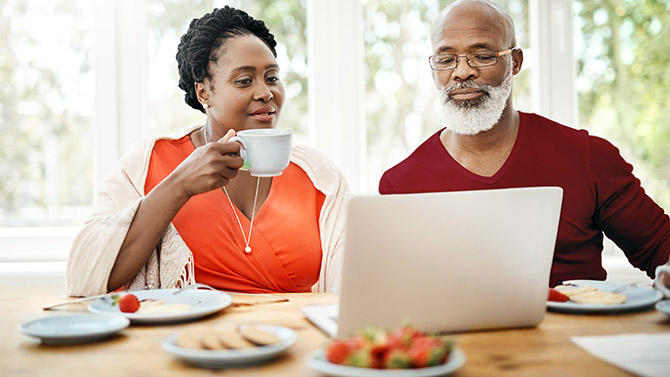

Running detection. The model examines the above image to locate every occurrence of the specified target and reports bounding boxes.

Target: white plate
[88,288,231,324]
[656,300,670,317]
[161,324,297,368]
[307,348,465,377]
[547,280,663,313]
[18,314,130,344]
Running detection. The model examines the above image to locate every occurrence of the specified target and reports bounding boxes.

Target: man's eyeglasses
[428,48,518,71]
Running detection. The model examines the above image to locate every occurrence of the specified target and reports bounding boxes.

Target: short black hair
[176,6,277,112]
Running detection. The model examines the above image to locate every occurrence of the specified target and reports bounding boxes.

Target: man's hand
[655,263,670,298]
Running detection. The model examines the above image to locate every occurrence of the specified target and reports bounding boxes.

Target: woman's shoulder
[290,144,339,169]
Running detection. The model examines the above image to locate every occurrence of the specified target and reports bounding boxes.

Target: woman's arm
[108,130,243,291]
[106,174,191,291]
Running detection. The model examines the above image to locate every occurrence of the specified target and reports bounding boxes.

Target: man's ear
[512,48,524,75]
[195,81,209,106]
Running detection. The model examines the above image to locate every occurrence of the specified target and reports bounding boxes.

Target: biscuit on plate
[200,327,226,349]
[554,285,597,298]
[238,325,281,346]
[569,291,626,305]
[175,328,202,349]
[217,327,256,349]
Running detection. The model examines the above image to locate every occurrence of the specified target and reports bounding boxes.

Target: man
[378,0,670,288]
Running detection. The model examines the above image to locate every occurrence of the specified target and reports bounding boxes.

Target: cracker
[175,328,203,349]
[200,328,226,349]
[218,328,256,349]
[569,291,626,305]
[555,285,597,298]
[238,325,281,346]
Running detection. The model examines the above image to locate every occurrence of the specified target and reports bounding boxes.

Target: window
[0,0,95,227]
[575,0,670,211]
[2,1,662,284]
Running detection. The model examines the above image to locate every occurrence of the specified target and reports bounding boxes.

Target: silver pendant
[244,246,252,254]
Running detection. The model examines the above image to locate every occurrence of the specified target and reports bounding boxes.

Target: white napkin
[572,333,670,377]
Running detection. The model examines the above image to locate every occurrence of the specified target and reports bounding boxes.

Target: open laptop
[303,186,563,338]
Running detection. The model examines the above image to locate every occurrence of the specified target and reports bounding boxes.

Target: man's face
[430,2,519,134]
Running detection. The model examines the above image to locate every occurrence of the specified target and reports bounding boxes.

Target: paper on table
[572,333,670,377]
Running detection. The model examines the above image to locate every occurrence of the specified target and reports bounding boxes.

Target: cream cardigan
[66,125,350,296]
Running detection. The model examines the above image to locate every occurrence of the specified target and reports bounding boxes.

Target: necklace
[203,126,260,254]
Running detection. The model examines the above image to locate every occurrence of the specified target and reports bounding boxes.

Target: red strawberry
[359,326,390,367]
[409,337,448,367]
[326,340,352,365]
[346,349,374,368]
[388,325,419,350]
[119,293,140,313]
[547,288,570,302]
[383,348,413,369]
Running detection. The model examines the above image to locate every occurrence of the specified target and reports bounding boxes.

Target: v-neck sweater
[379,111,670,286]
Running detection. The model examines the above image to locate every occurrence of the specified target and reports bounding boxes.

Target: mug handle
[228,136,250,171]
[654,264,670,298]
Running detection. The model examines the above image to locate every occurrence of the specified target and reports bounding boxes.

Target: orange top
[145,135,325,293]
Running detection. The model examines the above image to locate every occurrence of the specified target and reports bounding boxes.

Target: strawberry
[346,349,374,368]
[383,348,412,369]
[409,337,448,367]
[360,326,389,367]
[326,339,351,365]
[119,293,140,313]
[547,288,570,302]
[388,325,419,350]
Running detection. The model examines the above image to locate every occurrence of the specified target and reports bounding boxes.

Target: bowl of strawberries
[308,324,465,376]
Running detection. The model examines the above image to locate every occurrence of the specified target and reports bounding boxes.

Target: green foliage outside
[575,0,670,210]
[0,0,93,225]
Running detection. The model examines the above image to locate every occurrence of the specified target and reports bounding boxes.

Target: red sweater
[379,112,670,286]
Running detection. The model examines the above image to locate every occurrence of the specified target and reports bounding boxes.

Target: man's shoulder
[520,111,592,142]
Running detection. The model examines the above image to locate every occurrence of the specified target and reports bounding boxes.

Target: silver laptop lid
[337,187,563,337]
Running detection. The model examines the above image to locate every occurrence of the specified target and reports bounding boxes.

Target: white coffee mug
[229,128,293,177]
[654,264,670,298]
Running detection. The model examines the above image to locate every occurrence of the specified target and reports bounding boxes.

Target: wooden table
[2,281,668,377]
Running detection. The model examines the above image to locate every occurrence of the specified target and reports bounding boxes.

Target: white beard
[439,70,513,136]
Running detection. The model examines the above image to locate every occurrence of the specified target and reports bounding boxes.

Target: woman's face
[198,34,285,136]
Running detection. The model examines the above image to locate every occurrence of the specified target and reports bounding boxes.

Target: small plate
[547,280,663,313]
[307,348,466,377]
[162,324,297,369]
[88,288,231,324]
[656,300,670,317]
[19,314,130,344]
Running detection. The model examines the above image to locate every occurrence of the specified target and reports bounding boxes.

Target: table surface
[2,282,669,377]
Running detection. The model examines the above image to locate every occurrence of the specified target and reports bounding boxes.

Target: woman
[66,6,349,295]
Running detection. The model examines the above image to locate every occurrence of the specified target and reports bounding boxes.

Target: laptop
[303,186,563,338]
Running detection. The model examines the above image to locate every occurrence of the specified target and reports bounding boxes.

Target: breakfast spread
[323,324,453,369]
[175,325,281,350]
[551,285,627,305]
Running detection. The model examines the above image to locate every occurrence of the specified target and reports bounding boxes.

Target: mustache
[443,81,492,96]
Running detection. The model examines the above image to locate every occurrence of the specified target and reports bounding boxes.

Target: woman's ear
[195,81,209,107]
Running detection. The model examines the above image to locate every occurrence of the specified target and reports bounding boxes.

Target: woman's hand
[168,129,245,198]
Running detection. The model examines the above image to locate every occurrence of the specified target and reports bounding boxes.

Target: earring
[202,103,210,109]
